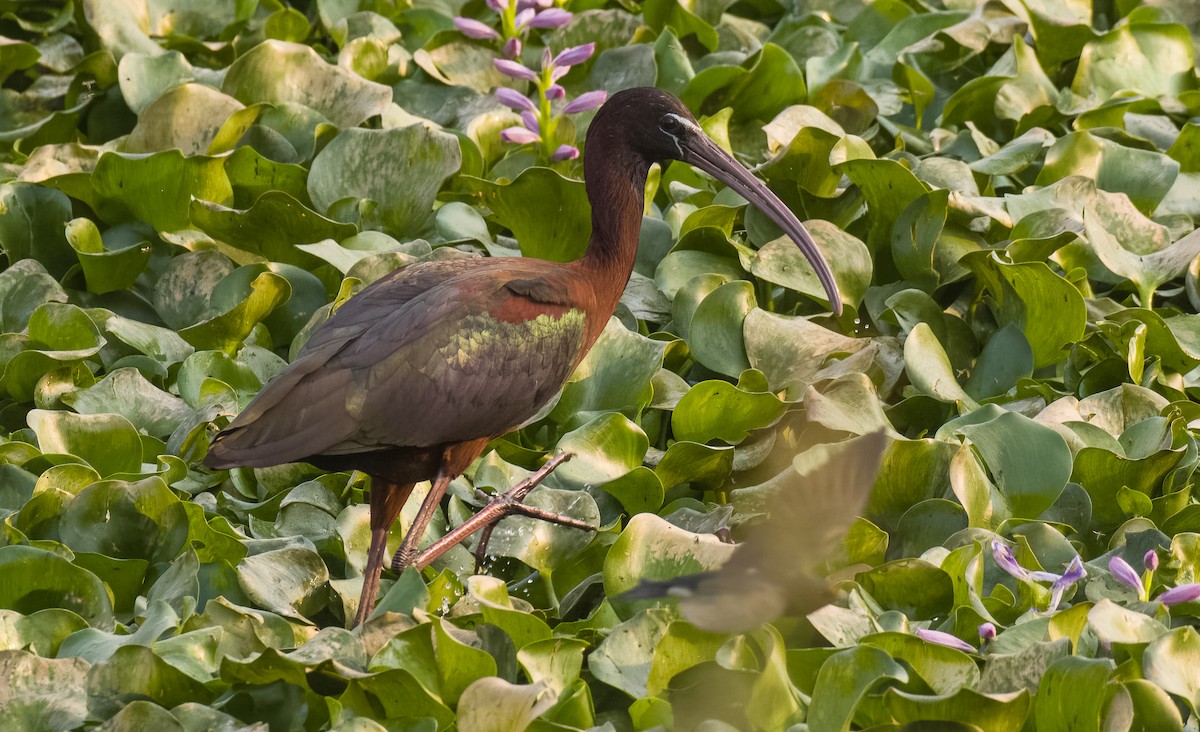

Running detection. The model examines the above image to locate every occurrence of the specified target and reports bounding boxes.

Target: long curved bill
[682,134,843,316]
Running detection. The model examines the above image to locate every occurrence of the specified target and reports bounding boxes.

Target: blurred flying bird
[624,431,887,633]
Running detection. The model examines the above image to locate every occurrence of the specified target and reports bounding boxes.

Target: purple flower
[486,0,509,11]
[520,110,539,133]
[517,0,552,8]
[513,7,536,29]
[496,87,536,113]
[454,17,501,40]
[500,126,540,144]
[503,37,522,59]
[550,144,579,162]
[1145,550,1160,572]
[991,540,1030,580]
[1109,556,1143,594]
[915,628,975,653]
[562,90,607,114]
[978,622,996,641]
[553,43,594,68]
[1159,584,1200,606]
[530,8,572,28]
[1048,556,1085,612]
[494,59,538,82]
[545,84,565,100]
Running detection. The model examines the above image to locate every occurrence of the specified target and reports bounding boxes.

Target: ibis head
[586,88,843,315]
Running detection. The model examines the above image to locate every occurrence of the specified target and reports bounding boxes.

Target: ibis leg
[403,452,591,572]
[390,470,454,574]
[354,479,415,628]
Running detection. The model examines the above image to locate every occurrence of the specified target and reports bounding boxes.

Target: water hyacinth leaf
[85,645,213,719]
[963,254,1087,369]
[237,546,330,621]
[26,409,142,477]
[0,183,76,278]
[1086,600,1166,645]
[222,40,390,127]
[61,368,189,439]
[81,151,233,234]
[208,264,328,346]
[1084,205,1200,309]
[456,678,556,732]
[189,192,356,268]
[904,323,978,409]
[152,249,237,330]
[860,632,980,695]
[58,477,189,563]
[885,687,1031,731]
[552,412,647,490]
[965,324,1034,401]
[1033,656,1115,732]
[1144,626,1200,715]
[177,271,290,355]
[672,380,786,444]
[433,619,497,706]
[657,439,729,489]
[598,466,664,515]
[603,513,735,605]
[115,51,194,114]
[688,279,755,378]
[642,0,718,51]
[126,83,248,156]
[550,318,664,426]
[856,560,954,619]
[957,411,1072,520]
[0,651,91,731]
[743,308,866,391]
[837,158,929,251]
[463,168,591,263]
[1037,131,1179,214]
[64,217,151,294]
[0,546,113,628]
[308,125,460,238]
[481,485,600,575]
[588,608,673,699]
[751,221,871,310]
[807,646,908,732]
[1072,24,1198,103]
[0,260,68,333]
[414,37,506,93]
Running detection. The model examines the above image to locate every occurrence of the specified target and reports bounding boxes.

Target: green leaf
[1033,656,1114,732]
[807,646,908,732]
[189,192,356,268]
[955,410,1072,520]
[463,168,591,263]
[672,379,785,444]
[27,409,141,477]
[177,272,290,355]
[222,40,391,128]
[885,687,1031,732]
[308,125,460,238]
[1073,24,1198,103]
[85,645,213,719]
[456,677,556,732]
[1143,625,1200,714]
[0,546,113,629]
[0,651,90,731]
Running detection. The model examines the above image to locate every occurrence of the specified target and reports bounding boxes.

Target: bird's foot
[403,452,591,572]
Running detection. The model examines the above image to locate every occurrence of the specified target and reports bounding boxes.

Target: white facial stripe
[662,113,699,158]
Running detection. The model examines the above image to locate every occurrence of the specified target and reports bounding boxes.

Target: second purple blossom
[494,43,606,164]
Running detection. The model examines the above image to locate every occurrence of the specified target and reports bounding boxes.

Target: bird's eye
[660,114,683,135]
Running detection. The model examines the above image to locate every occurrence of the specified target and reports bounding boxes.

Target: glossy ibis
[204,87,843,627]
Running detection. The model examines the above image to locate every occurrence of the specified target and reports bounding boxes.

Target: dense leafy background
[3,0,1200,728]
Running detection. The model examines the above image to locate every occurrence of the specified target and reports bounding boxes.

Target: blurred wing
[729,430,890,580]
[623,431,889,633]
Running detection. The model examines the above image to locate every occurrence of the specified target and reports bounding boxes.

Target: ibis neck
[578,144,648,315]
